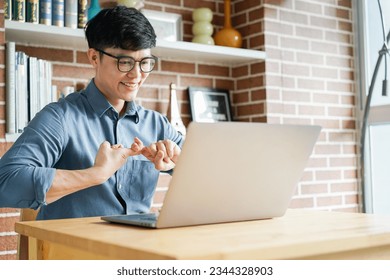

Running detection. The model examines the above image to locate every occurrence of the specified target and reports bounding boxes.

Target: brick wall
[259,0,358,211]
[0,0,358,259]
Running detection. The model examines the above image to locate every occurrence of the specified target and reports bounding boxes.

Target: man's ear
[87,48,99,67]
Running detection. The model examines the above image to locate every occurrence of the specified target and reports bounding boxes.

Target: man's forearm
[46,167,107,204]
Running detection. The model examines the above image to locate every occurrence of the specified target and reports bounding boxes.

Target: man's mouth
[121,82,138,89]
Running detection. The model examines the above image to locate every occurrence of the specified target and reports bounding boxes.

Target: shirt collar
[123,101,140,123]
[84,80,140,123]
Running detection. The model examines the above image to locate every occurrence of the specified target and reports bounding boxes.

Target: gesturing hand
[141,139,181,171]
[93,137,144,181]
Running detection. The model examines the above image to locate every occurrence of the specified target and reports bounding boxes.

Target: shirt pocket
[130,158,159,201]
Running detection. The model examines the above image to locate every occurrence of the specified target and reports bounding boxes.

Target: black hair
[84,6,156,51]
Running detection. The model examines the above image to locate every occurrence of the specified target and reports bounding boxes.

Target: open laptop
[101,122,321,228]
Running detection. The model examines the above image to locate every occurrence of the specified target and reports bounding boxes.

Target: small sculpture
[192,8,214,45]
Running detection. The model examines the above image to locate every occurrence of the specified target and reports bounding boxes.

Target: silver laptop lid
[156,122,321,228]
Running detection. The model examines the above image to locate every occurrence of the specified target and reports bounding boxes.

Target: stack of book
[6,42,56,134]
[5,0,88,29]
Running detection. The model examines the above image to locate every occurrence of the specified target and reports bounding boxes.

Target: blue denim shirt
[0,80,183,220]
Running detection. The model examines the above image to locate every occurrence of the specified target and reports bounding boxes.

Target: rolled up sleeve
[0,104,64,209]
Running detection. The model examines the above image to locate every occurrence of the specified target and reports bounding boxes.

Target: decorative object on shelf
[188,86,232,123]
[65,0,78,28]
[13,0,26,22]
[5,0,11,20]
[39,0,52,25]
[116,0,144,9]
[214,0,242,48]
[77,0,88,28]
[142,10,183,42]
[52,0,65,27]
[26,0,39,23]
[168,83,186,137]
[191,7,214,45]
[88,0,101,20]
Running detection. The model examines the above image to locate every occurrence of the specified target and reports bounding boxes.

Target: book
[65,0,78,28]
[5,0,12,20]
[45,61,53,104]
[37,59,53,110]
[5,44,55,133]
[15,51,29,133]
[52,0,64,27]
[5,42,16,134]
[26,0,39,23]
[12,0,26,22]
[28,56,39,120]
[77,0,87,28]
[39,0,52,25]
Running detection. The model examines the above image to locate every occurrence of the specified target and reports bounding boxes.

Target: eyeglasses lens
[117,57,156,73]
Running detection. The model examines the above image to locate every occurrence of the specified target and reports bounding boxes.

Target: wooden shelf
[5,20,266,66]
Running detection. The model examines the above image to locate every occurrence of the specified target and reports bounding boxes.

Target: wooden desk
[15,209,390,260]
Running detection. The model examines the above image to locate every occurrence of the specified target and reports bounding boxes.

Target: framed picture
[141,9,183,42]
[188,87,232,122]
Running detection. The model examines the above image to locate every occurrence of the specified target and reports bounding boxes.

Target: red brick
[289,197,314,208]
[16,46,73,63]
[233,91,249,103]
[232,65,249,78]
[317,195,343,207]
[331,182,358,192]
[0,87,5,102]
[162,61,195,74]
[237,102,264,116]
[53,65,94,80]
[0,235,18,251]
[0,253,17,260]
[300,184,328,195]
[215,79,234,90]
[316,170,342,181]
[198,64,229,77]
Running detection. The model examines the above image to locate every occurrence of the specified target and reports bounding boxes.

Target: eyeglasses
[95,48,157,73]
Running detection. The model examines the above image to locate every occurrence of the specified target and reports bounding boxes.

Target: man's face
[90,48,152,111]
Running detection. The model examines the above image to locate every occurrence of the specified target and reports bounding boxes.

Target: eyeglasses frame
[94,48,158,73]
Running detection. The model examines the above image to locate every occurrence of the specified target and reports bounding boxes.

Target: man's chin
[124,92,137,102]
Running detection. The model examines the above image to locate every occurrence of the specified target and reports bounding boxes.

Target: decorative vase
[214,0,242,48]
[88,0,101,20]
[117,0,144,9]
[192,8,214,45]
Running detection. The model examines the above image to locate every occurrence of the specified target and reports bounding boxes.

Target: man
[0,6,183,219]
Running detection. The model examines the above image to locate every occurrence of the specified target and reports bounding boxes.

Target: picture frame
[188,87,232,123]
[141,9,183,42]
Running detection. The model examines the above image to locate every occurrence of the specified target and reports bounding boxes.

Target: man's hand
[141,139,181,171]
[93,137,144,182]
[47,138,144,204]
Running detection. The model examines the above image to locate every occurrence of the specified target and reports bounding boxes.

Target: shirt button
[118,184,122,189]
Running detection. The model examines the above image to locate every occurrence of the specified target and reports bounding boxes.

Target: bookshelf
[5,20,266,66]
[4,20,266,141]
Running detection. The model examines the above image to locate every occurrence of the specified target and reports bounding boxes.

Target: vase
[192,8,214,45]
[214,0,242,48]
[88,0,101,20]
[117,0,144,9]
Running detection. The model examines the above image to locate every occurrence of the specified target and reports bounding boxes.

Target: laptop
[101,122,321,228]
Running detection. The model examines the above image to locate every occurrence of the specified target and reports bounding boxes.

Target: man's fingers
[133,137,143,147]
[154,150,167,169]
[101,141,111,148]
